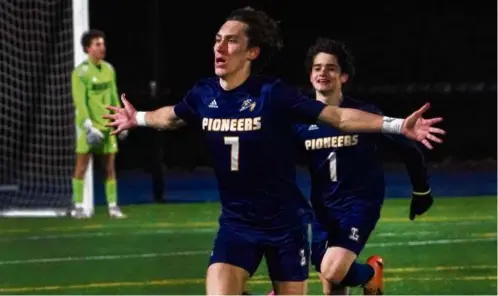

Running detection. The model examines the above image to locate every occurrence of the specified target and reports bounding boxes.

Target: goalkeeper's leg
[72,130,92,218]
[101,133,126,218]
[72,153,91,218]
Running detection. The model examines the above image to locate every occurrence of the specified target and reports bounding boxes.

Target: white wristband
[381,117,404,134]
[135,111,147,127]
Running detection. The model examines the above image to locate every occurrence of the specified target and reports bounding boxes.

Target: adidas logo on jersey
[208,99,218,108]
[308,124,319,131]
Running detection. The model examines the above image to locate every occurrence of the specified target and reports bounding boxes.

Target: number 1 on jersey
[224,137,239,171]
[328,152,337,182]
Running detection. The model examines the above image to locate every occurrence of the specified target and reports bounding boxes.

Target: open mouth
[215,57,226,66]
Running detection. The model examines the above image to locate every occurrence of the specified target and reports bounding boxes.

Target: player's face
[310,52,348,93]
[87,37,106,61]
[213,20,259,78]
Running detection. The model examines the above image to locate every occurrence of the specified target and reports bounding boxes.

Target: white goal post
[73,0,94,218]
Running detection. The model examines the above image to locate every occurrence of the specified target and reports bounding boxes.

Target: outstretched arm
[317,103,445,150]
[137,105,186,130]
[318,105,383,132]
[270,81,445,150]
[105,83,203,133]
[104,94,186,134]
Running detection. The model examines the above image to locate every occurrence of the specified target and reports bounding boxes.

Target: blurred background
[88,0,496,204]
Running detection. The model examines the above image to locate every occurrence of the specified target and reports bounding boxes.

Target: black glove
[409,190,434,220]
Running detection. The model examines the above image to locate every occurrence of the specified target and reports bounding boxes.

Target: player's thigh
[75,127,90,154]
[208,226,264,294]
[95,132,118,155]
[265,228,309,286]
[206,263,250,295]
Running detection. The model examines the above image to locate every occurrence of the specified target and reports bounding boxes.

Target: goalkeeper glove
[83,119,104,146]
[409,190,434,220]
[118,129,129,141]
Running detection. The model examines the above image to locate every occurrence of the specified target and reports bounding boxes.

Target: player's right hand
[83,119,104,146]
[87,127,104,146]
[104,94,137,135]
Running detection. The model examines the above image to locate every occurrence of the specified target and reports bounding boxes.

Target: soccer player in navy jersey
[292,38,436,295]
[104,7,444,295]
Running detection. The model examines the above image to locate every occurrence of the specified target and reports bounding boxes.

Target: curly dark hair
[81,29,105,53]
[226,7,284,73]
[305,38,355,78]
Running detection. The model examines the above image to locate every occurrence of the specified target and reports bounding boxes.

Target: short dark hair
[226,7,284,73]
[81,29,105,53]
[305,38,355,78]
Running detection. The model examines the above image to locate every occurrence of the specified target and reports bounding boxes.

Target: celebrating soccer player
[292,38,435,295]
[71,29,126,219]
[104,8,444,295]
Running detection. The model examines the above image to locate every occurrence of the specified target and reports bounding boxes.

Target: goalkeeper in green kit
[71,29,126,219]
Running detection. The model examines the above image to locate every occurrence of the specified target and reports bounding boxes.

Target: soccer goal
[0,0,94,217]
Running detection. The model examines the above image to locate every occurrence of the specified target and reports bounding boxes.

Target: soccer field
[0,196,496,295]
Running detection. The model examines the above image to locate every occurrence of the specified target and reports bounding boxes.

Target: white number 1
[328,152,337,182]
[224,137,239,171]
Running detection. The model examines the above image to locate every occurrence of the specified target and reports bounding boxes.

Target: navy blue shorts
[209,225,310,281]
[310,207,381,272]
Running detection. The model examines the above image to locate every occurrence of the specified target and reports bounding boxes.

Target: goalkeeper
[71,29,126,219]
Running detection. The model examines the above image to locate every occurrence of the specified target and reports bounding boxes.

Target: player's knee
[321,261,350,284]
[321,249,356,284]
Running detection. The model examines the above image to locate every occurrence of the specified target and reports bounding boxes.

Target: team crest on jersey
[308,124,319,131]
[239,98,256,112]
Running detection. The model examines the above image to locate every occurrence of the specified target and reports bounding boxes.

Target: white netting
[0,0,75,210]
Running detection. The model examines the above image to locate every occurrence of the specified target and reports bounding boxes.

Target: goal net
[0,0,83,216]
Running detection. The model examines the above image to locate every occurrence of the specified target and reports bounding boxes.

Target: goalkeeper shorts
[76,128,118,154]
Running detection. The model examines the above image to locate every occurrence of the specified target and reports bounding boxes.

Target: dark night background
[89,0,497,171]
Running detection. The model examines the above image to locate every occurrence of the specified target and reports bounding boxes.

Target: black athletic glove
[409,190,434,220]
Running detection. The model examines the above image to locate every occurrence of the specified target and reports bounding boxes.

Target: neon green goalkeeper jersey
[71,59,120,132]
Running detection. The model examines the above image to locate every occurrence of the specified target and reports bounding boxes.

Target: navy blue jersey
[294,96,429,224]
[174,75,326,232]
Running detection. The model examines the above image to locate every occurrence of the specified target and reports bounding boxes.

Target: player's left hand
[401,103,446,150]
[117,129,128,141]
[409,191,434,220]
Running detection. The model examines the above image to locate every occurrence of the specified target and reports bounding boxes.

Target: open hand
[103,94,138,136]
[401,103,446,149]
